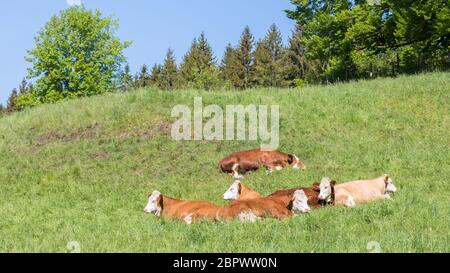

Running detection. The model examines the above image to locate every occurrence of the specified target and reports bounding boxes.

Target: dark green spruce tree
[7,88,19,112]
[136,64,150,88]
[236,26,255,89]
[179,32,220,90]
[159,48,178,90]
[220,43,240,89]
[253,24,286,87]
[149,64,162,87]
[282,24,309,86]
[121,63,133,92]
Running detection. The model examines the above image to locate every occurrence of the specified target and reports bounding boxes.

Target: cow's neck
[160,195,182,216]
[329,185,336,205]
[240,185,261,200]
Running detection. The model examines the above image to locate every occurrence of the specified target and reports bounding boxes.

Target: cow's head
[144,190,163,216]
[288,154,306,170]
[291,190,311,215]
[318,177,336,203]
[223,180,241,200]
[384,175,397,194]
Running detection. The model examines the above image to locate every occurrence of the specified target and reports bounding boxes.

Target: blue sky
[0,0,295,104]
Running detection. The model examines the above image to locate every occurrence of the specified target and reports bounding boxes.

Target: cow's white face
[223,181,241,200]
[291,190,311,215]
[144,190,162,216]
[318,177,334,202]
[385,176,397,194]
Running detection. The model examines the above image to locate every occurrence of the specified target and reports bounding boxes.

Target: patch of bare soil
[37,123,99,144]
[36,120,172,144]
[90,151,110,159]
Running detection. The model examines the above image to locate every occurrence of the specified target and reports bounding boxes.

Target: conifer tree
[220,43,240,88]
[179,32,220,90]
[179,38,199,85]
[137,64,150,88]
[121,63,133,91]
[149,64,162,87]
[159,48,178,90]
[253,40,272,87]
[236,26,255,89]
[282,24,308,86]
[253,24,286,87]
[7,88,19,112]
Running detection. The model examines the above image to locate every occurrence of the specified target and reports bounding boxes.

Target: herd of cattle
[144,149,397,224]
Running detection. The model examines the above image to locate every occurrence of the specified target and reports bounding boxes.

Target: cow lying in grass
[216,189,310,222]
[223,180,324,209]
[317,175,397,207]
[219,149,305,178]
[144,189,310,224]
[143,191,221,224]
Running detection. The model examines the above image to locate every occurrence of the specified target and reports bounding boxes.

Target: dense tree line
[120,0,449,92]
[3,1,448,115]
[120,23,309,93]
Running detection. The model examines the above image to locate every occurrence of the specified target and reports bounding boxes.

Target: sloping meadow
[0,72,448,252]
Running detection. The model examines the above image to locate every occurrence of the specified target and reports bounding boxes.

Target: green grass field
[0,72,449,252]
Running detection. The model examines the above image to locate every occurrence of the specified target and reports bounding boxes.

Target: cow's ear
[157,195,163,207]
[312,182,320,191]
[287,154,294,164]
[330,180,336,186]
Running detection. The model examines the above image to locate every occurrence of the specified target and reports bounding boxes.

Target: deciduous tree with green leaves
[286,0,449,82]
[25,6,130,104]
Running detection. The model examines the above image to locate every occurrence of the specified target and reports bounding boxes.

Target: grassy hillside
[0,72,449,252]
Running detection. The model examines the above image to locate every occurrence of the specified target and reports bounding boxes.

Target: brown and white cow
[223,180,324,208]
[143,191,221,224]
[317,175,397,207]
[216,189,311,222]
[219,149,305,178]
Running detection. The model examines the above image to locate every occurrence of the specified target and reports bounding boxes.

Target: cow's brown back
[217,194,292,221]
[269,187,323,208]
[219,149,291,174]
